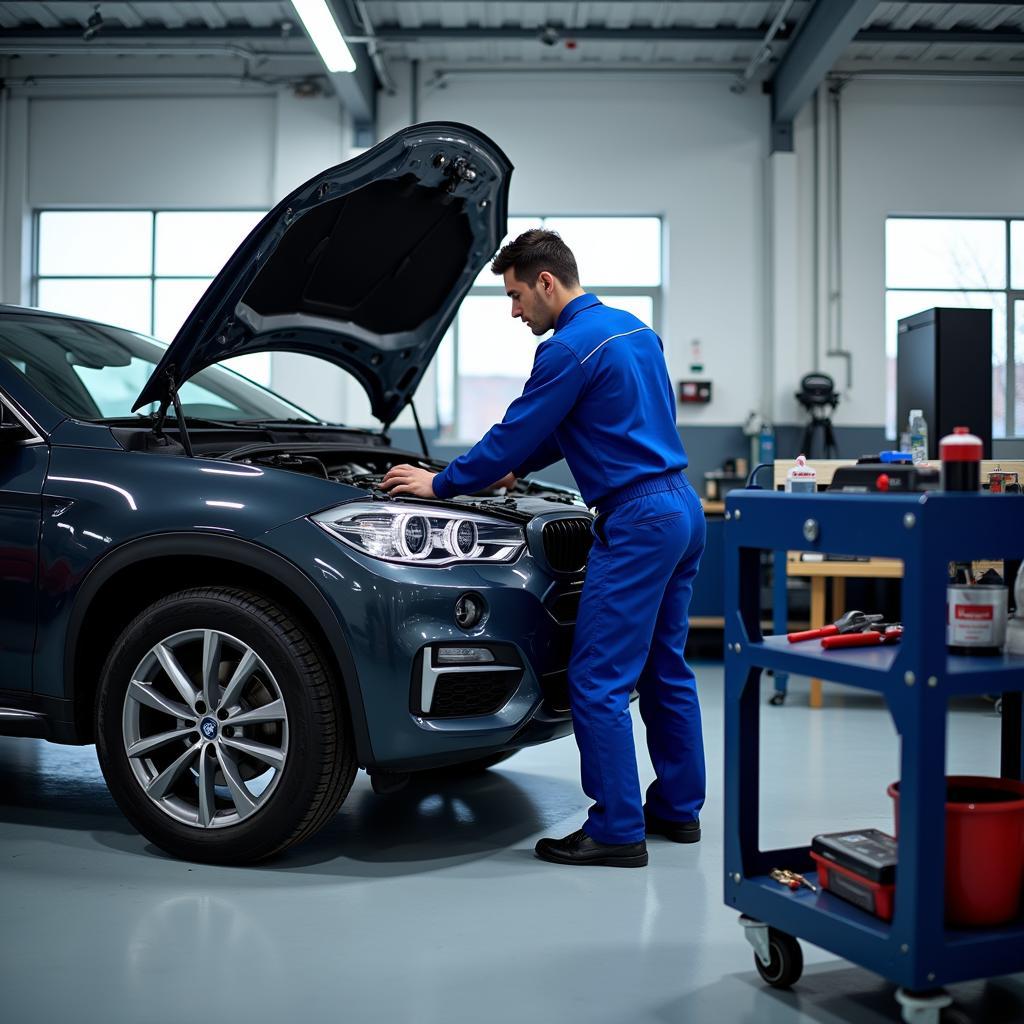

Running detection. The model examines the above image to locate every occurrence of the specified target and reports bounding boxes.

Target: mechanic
[381,230,706,868]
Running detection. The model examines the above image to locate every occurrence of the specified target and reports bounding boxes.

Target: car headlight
[312,502,525,566]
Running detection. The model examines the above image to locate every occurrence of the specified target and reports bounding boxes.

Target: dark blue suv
[0,123,591,863]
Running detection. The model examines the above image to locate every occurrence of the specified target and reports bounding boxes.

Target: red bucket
[888,775,1024,927]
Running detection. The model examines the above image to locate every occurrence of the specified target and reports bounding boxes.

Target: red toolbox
[810,830,897,922]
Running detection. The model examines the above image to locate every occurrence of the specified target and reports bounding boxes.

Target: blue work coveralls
[433,294,706,843]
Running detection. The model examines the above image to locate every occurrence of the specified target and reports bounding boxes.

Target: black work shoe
[644,807,701,844]
[534,828,649,867]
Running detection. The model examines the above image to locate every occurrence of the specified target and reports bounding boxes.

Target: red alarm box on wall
[678,380,712,404]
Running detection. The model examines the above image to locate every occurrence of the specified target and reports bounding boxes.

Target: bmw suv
[0,123,592,863]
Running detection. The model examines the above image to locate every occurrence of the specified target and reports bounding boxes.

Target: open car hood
[133,122,512,425]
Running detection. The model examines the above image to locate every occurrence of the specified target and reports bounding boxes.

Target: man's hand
[380,464,438,498]
[489,471,518,492]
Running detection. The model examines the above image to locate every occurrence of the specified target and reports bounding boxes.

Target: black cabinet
[896,307,992,458]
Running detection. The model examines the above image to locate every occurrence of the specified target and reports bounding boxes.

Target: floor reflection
[0,738,130,831]
[0,736,588,875]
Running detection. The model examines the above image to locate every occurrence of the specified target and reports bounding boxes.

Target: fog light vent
[454,592,486,630]
[416,645,522,717]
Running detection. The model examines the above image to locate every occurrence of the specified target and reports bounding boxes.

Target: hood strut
[409,399,430,459]
[153,369,194,458]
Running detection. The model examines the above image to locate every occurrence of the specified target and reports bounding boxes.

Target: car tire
[96,587,356,864]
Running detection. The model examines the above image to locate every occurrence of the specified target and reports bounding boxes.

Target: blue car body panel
[0,122,585,774]
[0,443,48,693]
[34,441,350,692]
[0,395,584,766]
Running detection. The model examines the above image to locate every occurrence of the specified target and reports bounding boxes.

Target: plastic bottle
[758,422,776,465]
[909,409,929,464]
[785,455,817,494]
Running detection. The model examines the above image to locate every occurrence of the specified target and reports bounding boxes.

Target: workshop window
[885,217,1023,438]
[34,209,268,384]
[441,215,663,442]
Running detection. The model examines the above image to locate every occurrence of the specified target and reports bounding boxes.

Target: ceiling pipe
[731,0,798,94]
[351,0,396,94]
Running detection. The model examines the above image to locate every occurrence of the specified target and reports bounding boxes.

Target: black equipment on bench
[796,372,840,459]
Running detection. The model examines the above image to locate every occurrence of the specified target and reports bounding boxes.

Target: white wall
[379,64,771,428]
[3,65,1023,433]
[802,78,1024,426]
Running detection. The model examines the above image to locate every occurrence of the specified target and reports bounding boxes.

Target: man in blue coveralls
[382,230,705,868]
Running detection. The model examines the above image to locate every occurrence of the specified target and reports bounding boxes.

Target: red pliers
[787,610,883,643]
[821,624,903,649]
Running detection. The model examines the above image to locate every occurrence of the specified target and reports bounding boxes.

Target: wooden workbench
[786,554,904,707]
[772,458,1024,490]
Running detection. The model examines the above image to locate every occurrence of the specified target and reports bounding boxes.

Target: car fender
[61,531,374,763]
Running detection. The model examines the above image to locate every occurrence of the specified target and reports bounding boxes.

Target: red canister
[940,426,982,491]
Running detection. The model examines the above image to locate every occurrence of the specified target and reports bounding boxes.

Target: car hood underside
[132,122,512,427]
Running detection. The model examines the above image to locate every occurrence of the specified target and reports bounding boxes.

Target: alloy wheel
[122,629,289,829]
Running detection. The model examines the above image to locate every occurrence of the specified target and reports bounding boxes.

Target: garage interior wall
[2,66,1023,474]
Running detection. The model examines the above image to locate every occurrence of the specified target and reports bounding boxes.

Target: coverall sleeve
[514,434,563,478]
[432,341,584,499]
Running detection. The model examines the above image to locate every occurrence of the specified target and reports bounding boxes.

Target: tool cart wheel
[754,929,804,989]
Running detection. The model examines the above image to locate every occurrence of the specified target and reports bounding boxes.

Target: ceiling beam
[0,24,790,43]
[325,1,378,145]
[768,0,879,153]
[857,28,1024,44]
[5,23,1024,46]
[0,27,302,42]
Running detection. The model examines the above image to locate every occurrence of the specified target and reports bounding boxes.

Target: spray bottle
[785,455,817,494]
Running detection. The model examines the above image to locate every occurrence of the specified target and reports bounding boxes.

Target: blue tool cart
[722,490,1024,1024]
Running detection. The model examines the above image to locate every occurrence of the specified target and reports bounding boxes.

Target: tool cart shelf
[722,490,1024,1023]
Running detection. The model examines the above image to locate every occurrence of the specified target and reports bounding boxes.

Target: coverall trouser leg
[568,480,707,844]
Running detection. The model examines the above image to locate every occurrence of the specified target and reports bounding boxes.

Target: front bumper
[262,513,586,770]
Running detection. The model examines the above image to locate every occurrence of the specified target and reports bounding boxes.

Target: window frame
[440,214,664,443]
[33,209,665,438]
[885,214,1023,438]
[0,390,44,446]
[32,208,266,339]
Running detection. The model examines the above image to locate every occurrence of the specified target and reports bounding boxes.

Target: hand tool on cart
[787,610,884,643]
[770,868,818,893]
[821,624,903,649]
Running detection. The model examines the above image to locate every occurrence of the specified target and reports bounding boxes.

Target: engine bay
[219,442,586,511]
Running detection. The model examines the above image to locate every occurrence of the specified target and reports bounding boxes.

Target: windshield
[0,313,320,423]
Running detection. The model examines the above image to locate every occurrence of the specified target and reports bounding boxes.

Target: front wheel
[96,587,356,864]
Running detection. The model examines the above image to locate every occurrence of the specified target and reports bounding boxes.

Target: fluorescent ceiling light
[291,0,357,73]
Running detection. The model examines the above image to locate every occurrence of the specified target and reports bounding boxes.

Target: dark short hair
[490,229,580,287]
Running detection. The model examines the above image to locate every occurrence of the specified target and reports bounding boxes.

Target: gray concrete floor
[2,665,1022,1024]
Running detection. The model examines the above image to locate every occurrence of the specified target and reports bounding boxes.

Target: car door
[0,395,48,693]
